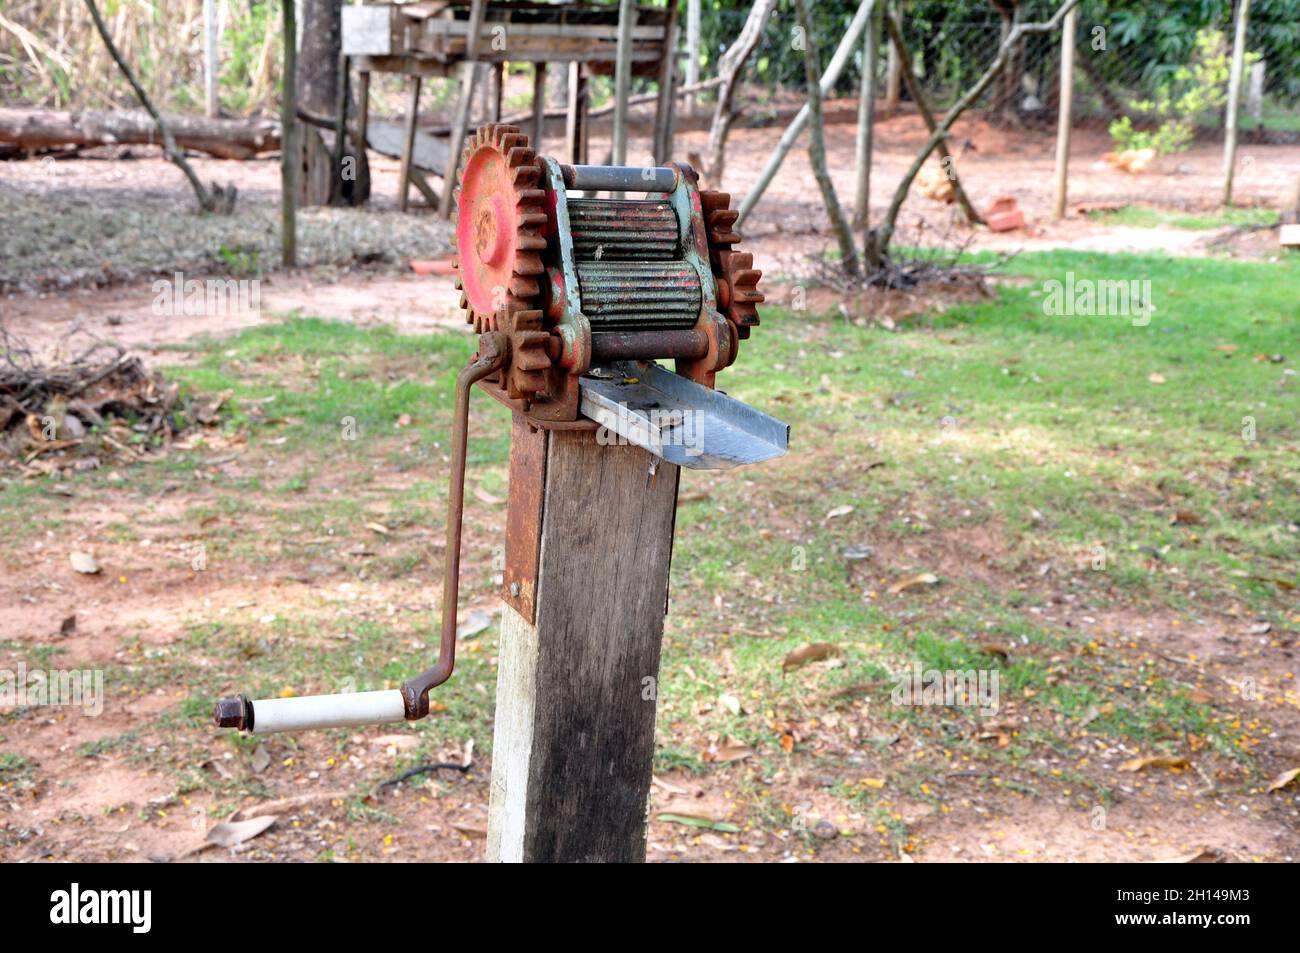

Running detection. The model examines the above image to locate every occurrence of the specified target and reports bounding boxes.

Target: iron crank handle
[213,333,510,734]
[399,332,507,719]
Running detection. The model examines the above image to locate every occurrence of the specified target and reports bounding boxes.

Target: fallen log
[0,107,280,160]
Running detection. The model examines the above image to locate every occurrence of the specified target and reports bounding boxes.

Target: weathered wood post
[487,427,679,862]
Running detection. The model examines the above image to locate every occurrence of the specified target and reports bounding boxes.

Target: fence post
[1222,0,1252,207]
[1052,5,1077,220]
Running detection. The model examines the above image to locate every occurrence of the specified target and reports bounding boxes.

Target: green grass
[657,249,1297,775]
[1084,204,1279,230]
[2,249,1294,835]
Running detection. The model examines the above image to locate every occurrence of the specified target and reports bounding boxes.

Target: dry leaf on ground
[1119,755,1190,772]
[206,815,277,848]
[782,642,842,672]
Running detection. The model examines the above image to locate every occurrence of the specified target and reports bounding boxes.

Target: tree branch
[871,0,1080,254]
[794,0,858,279]
[81,0,233,214]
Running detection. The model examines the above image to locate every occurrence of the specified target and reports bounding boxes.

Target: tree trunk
[0,107,278,159]
[989,1,1023,125]
[294,0,366,206]
[736,0,877,226]
[705,0,777,189]
[885,9,982,225]
[794,0,858,280]
[81,0,231,213]
[869,0,1081,259]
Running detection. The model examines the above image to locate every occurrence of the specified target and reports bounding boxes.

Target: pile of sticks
[0,326,209,467]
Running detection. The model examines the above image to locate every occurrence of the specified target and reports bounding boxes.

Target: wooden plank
[408,166,439,205]
[487,430,679,863]
[352,54,454,78]
[329,52,350,205]
[421,20,666,42]
[502,415,547,623]
[415,34,662,62]
[365,118,448,173]
[341,5,398,57]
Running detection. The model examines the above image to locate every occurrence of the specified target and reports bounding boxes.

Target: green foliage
[1108,28,1259,155]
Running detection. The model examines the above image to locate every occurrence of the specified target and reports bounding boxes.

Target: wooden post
[566,62,584,163]
[357,70,370,150]
[203,0,219,118]
[280,0,296,266]
[532,62,548,150]
[492,62,505,123]
[398,76,422,212]
[685,0,701,115]
[652,4,679,163]
[852,3,880,227]
[487,427,679,863]
[439,0,488,218]
[1222,0,1252,207]
[612,0,636,169]
[1052,5,1076,220]
[329,52,350,205]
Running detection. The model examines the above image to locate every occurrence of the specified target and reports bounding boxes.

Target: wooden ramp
[357,118,448,208]
[365,119,449,177]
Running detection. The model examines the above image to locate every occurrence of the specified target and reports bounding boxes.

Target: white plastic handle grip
[249,689,407,734]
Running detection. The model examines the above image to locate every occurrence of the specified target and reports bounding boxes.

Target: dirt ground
[1,109,1297,863]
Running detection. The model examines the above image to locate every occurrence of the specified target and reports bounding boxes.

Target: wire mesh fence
[846,4,1300,141]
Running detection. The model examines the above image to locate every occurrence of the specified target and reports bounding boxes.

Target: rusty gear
[700,190,763,339]
[453,124,552,399]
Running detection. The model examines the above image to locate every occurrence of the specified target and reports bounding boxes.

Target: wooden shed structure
[340,0,680,217]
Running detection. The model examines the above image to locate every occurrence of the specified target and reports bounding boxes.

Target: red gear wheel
[453,124,552,400]
[699,190,764,339]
